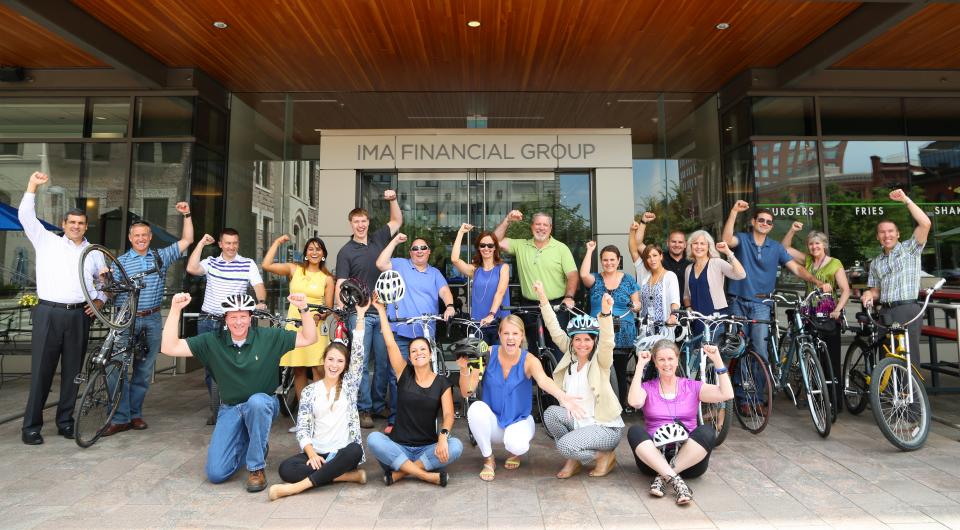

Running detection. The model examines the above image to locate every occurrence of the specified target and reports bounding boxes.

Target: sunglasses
[410,245,430,252]
[478,243,496,249]
[755,218,774,226]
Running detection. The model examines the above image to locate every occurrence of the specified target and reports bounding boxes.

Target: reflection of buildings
[915,142,960,202]
[251,160,319,260]
[753,141,837,203]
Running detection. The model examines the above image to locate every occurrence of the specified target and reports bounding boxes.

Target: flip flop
[479,463,495,482]
[504,456,521,470]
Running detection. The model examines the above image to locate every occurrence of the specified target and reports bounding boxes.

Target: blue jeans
[349,311,388,414]
[111,312,162,424]
[366,431,463,472]
[206,393,278,483]
[729,297,771,402]
[387,336,413,424]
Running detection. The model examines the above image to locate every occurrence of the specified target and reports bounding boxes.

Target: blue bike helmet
[566,314,599,337]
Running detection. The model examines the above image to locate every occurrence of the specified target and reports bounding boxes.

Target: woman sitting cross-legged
[626,339,733,505]
[534,281,624,479]
[268,296,373,501]
[461,311,585,481]
[367,295,463,487]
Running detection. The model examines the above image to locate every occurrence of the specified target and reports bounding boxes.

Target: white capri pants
[467,400,536,458]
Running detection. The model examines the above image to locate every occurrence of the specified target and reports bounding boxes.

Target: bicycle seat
[855,311,871,324]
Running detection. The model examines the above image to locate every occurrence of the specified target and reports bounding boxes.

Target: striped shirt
[867,237,924,303]
[115,243,184,311]
[199,254,263,315]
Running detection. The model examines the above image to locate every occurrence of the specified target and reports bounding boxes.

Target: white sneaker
[288,425,297,433]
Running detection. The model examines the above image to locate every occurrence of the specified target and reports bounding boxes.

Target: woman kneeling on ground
[367,295,463,487]
[269,296,372,501]
[461,312,585,481]
[533,281,624,479]
[626,339,733,505]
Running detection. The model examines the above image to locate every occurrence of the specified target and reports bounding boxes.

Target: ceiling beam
[776,1,929,87]
[1,0,167,87]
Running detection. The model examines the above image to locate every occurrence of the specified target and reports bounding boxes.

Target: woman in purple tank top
[626,339,733,505]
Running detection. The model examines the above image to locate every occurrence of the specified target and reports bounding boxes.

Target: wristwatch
[182,213,191,218]
[438,428,450,436]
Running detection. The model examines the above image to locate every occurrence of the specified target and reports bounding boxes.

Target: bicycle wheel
[730,350,772,434]
[534,351,559,434]
[869,357,931,451]
[842,340,872,415]
[75,359,124,448]
[799,344,831,438]
[79,244,135,330]
[816,340,838,423]
[699,357,733,446]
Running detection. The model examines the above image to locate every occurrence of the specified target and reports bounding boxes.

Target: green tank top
[804,255,844,289]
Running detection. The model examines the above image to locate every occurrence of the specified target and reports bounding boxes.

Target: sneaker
[670,475,692,505]
[649,476,666,497]
[288,425,297,433]
[360,412,374,429]
[246,470,267,492]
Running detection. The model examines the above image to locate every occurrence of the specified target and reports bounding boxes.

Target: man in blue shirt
[101,203,194,436]
[722,200,831,364]
[376,232,456,429]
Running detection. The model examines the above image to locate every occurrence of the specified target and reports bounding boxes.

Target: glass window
[823,141,909,272]
[820,97,904,136]
[909,140,960,284]
[751,96,816,136]
[721,98,751,150]
[904,98,960,137]
[195,98,227,151]
[753,141,822,247]
[134,96,194,137]
[83,143,128,251]
[0,98,85,138]
[90,97,130,139]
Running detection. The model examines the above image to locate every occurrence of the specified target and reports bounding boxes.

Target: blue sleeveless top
[472,264,510,319]
[481,346,532,428]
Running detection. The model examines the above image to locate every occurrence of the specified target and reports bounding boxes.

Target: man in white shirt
[19,171,105,445]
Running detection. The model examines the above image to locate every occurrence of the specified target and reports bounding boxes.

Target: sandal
[649,475,666,497]
[479,463,496,482]
[504,456,521,470]
[669,475,693,505]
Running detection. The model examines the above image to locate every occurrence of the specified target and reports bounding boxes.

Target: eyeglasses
[410,245,430,252]
[478,243,496,249]
[756,218,774,226]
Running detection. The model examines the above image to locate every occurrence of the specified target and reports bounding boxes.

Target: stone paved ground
[1,370,959,529]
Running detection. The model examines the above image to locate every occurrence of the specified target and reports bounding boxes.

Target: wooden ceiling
[836,4,960,69]
[63,0,859,93]
[0,3,105,68]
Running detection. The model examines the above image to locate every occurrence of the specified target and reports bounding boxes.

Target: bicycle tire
[75,359,124,448]
[816,340,838,423]
[79,244,135,330]
[699,357,733,446]
[534,351,559,433]
[842,340,872,415]
[869,357,931,451]
[730,350,772,434]
[799,345,831,438]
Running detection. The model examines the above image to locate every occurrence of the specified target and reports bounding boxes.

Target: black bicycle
[74,244,157,448]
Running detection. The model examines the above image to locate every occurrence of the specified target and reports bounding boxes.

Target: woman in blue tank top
[451,223,511,345]
[458,315,584,482]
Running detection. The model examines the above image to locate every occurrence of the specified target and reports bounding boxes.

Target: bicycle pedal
[73,375,86,385]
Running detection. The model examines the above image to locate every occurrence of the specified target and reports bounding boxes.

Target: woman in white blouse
[268,298,372,500]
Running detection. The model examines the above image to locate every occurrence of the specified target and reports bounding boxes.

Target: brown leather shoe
[130,418,148,430]
[101,423,131,437]
[246,469,267,492]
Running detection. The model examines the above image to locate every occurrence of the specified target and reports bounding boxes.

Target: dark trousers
[277,442,363,487]
[880,302,922,360]
[627,423,715,479]
[612,348,631,406]
[519,297,569,363]
[23,304,91,433]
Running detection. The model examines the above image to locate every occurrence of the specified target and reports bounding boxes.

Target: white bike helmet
[634,332,670,352]
[652,421,690,448]
[566,314,599,337]
[221,294,256,313]
[375,269,406,305]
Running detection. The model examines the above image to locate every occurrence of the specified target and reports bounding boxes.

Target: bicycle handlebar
[864,278,946,329]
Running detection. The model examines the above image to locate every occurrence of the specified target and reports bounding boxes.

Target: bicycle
[847,279,944,451]
[74,244,158,448]
[502,304,567,426]
[449,318,489,446]
[389,313,451,377]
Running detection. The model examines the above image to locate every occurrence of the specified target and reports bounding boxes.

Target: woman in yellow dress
[262,235,334,401]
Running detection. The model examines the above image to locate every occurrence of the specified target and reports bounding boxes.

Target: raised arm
[596,294,615,370]
[533,281,570,353]
[19,172,54,245]
[174,201,194,253]
[493,210,522,252]
[261,234,296,277]
[715,242,745,279]
[384,189,403,235]
[376,232,406,271]
[289,294,318,348]
[697,345,734,403]
[161,293,194,357]
[780,221,806,264]
[374,297,407,376]
[890,189,931,245]
[186,233,214,276]
[450,223,476,277]
[579,241,597,288]
[627,349,651,408]
[723,200,749,248]
[628,212,655,262]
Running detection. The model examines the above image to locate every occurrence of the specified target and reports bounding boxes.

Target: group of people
[18,167,931,506]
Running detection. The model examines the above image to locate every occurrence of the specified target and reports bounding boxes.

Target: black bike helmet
[451,337,489,362]
[339,277,369,307]
[717,329,746,359]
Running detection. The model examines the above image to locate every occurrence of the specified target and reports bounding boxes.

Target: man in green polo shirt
[161,292,317,493]
[494,210,578,357]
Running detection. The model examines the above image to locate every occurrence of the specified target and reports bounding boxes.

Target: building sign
[318,130,632,170]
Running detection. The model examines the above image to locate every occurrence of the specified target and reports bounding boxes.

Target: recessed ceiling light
[212,21,228,29]
[466,20,481,28]
[715,22,730,30]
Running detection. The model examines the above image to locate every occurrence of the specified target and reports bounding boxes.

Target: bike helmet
[566,314,599,337]
[717,330,746,359]
[652,421,690,448]
[339,277,370,307]
[451,337,490,361]
[634,332,671,352]
[221,293,256,313]
[375,270,406,305]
